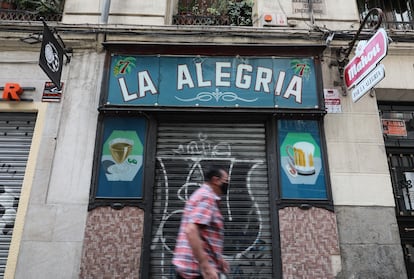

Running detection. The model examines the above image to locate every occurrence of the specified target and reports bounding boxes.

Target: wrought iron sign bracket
[335,8,385,87]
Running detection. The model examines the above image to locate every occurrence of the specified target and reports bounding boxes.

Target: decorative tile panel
[79,207,144,278]
[279,207,340,278]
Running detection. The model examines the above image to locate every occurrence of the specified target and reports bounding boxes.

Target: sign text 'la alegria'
[107,56,320,109]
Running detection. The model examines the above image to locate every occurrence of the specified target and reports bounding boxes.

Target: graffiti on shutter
[150,123,273,278]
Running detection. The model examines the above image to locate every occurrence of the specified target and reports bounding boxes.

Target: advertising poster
[278,120,327,199]
[96,117,146,198]
[382,119,407,137]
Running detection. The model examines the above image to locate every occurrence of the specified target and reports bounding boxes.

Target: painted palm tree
[291,59,312,79]
[113,57,137,77]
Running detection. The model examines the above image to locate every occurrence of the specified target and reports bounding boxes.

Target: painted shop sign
[344,28,388,89]
[107,55,320,109]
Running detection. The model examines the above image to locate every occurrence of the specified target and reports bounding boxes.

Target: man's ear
[212,175,220,185]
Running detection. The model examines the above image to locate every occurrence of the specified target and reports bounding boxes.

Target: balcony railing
[358,0,414,30]
[0,0,64,21]
[0,8,62,21]
[173,14,230,25]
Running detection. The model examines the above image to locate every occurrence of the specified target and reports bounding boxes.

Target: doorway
[149,120,274,278]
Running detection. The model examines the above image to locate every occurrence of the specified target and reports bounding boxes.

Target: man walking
[173,166,230,279]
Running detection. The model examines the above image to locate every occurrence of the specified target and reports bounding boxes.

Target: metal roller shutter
[0,112,36,275]
[150,122,273,278]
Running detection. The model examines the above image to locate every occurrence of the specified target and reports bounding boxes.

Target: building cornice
[0,21,414,53]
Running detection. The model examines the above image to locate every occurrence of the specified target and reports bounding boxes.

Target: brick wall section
[279,207,340,279]
[79,206,144,278]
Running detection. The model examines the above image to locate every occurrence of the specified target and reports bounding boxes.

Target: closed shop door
[150,121,273,278]
[0,112,36,275]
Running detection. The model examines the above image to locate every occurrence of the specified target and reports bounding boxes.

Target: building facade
[0,0,413,278]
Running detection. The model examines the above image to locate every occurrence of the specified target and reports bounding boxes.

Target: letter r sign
[2,83,24,101]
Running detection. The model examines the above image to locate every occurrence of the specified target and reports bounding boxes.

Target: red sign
[382,119,407,137]
[344,28,388,89]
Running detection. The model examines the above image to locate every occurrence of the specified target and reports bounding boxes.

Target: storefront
[378,102,414,278]
[0,112,36,274]
[80,44,341,278]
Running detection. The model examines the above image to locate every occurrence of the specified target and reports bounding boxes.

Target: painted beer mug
[286,141,315,175]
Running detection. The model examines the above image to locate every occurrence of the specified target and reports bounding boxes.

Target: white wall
[257,0,359,29]
[63,0,168,25]
[379,53,414,90]
[321,53,395,207]
[62,0,359,30]
[0,50,104,279]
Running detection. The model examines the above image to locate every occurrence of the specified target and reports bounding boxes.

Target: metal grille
[174,0,252,26]
[173,14,230,25]
[388,153,414,215]
[150,122,273,278]
[0,9,62,21]
[0,112,36,275]
[358,0,414,30]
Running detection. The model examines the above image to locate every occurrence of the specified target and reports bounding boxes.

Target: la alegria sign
[107,55,320,109]
[344,28,388,89]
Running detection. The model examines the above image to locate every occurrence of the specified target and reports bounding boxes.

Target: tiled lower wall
[279,207,341,279]
[79,206,144,278]
[78,206,339,278]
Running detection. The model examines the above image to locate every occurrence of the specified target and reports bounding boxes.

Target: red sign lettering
[2,83,23,101]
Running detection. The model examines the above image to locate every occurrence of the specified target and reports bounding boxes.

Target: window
[357,0,414,30]
[379,105,414,147]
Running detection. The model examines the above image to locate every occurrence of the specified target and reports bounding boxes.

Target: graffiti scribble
[151,131,272,278]
[173,133,231,157]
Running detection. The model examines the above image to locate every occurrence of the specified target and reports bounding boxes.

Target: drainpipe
[100,0,112,24]
[98,0,111,52]
[308,0,315,25]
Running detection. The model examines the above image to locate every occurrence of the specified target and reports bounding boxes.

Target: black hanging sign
[39,21,64,90]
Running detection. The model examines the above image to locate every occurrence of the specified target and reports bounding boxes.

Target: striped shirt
[173,184,224,279]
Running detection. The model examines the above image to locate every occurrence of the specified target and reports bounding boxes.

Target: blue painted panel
[107,55,319,109]
[278,120,327,199]
[96,116,146,198]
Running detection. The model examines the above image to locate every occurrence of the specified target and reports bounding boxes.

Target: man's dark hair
[205,166,225,181]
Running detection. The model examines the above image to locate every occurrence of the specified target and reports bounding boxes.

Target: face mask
[221,182,229,195]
